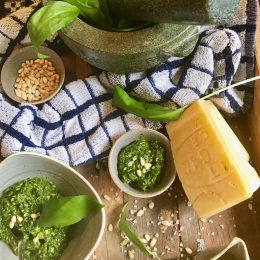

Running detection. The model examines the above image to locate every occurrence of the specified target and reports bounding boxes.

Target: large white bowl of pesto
[0,152,105,260]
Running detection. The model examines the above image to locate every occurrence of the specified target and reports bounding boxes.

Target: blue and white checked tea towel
[0,0,258,166]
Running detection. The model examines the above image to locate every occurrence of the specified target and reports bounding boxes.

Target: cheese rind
[166,100,260,218]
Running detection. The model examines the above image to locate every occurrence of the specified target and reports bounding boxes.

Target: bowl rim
[0,152,106,260]
[61,18,198,50]
[108,129,176,198]
[0,46,65,105]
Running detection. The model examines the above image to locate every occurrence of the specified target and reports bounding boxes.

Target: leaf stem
[200,75,260,100]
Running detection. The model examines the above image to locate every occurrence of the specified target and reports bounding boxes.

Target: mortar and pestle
[59,0,240,73]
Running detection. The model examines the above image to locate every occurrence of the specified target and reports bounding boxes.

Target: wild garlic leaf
[112,85,187,122]
[37,195,104,228]
[119,203,161,260]
[112,76,260,122]
[27,1,79,49]
[37,52,49,59]
[64,0,114,30]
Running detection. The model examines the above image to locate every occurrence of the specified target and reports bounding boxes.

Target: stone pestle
[107,0,240,25]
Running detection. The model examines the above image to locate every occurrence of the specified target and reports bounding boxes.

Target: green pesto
[0,178,68,260]
[118,136,165,191]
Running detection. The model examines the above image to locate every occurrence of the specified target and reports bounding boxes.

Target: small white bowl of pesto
[0,152,105,260]
[109,129,176,198]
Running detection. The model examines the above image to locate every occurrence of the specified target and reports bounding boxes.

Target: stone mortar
[59,19,199,73]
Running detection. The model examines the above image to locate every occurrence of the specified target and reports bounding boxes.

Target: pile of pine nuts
[14,59,60,102]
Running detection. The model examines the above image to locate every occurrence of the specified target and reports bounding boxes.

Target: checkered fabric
[0,0,39,18]
[0,77,162,166]
[0,0,258,166]
[100,0,258,115]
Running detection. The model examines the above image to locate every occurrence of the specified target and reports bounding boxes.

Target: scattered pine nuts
[144,234,151,242]
[103,195,111,201]
[120,239,129,246]
[161,220,170,227]
[148,201,154,209]
[150,238,157,247]
[128,250,135,259]
[185,247,193,254]
[136,209,144,217]
[14,59,60,102]
[108,224,113,232]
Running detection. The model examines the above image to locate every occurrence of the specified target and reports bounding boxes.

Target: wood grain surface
[56,12,260,260]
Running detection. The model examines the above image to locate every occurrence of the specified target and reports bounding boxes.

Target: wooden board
[56,12,260,260]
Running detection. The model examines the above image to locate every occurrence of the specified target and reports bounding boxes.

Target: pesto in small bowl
[109,129,176,198]
[118,136,165,191]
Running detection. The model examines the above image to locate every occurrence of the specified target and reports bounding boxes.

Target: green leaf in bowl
[38,195,104,228]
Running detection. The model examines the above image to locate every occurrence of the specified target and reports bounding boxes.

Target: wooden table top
[57,12,260,259]
[56,52,260,260]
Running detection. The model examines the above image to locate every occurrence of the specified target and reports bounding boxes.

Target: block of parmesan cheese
[166,100,260,218]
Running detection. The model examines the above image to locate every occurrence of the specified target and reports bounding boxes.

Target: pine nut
[11,216,17,223]
[14,59,60,102]
[140,157,145,166]
[9,221,15,229]
[103,195,111,201]
[128,250,135,259]
[108,224,113,232]
[144,234,151,241]
[42,77,48,84]
[21,92,27,101]
[139,238,147,244]
[136,210,144,217]
[17,216,23,222]
[185,247,193,254]
[15,89,22,98]
[148,201,154,209]
[161,220,170,227]
[136,170,142,177]
[120,239,129,246]
[150,238,157,247]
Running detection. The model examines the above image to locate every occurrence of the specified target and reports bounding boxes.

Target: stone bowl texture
[0,152,105,260]
[108,0,240,25]
[59,19,199,73]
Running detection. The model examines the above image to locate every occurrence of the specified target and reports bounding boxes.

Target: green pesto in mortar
[0,178,68,260]
[118,136,165,191]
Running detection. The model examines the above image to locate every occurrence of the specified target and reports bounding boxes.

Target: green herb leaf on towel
[112,85,187,122]
[119,203,161,260]
[112,76,260,122]
[38,195,104,228]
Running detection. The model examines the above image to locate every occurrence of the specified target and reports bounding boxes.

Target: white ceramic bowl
[1,46,65,105]
[0,152,105,260]
[108,129,176,198]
